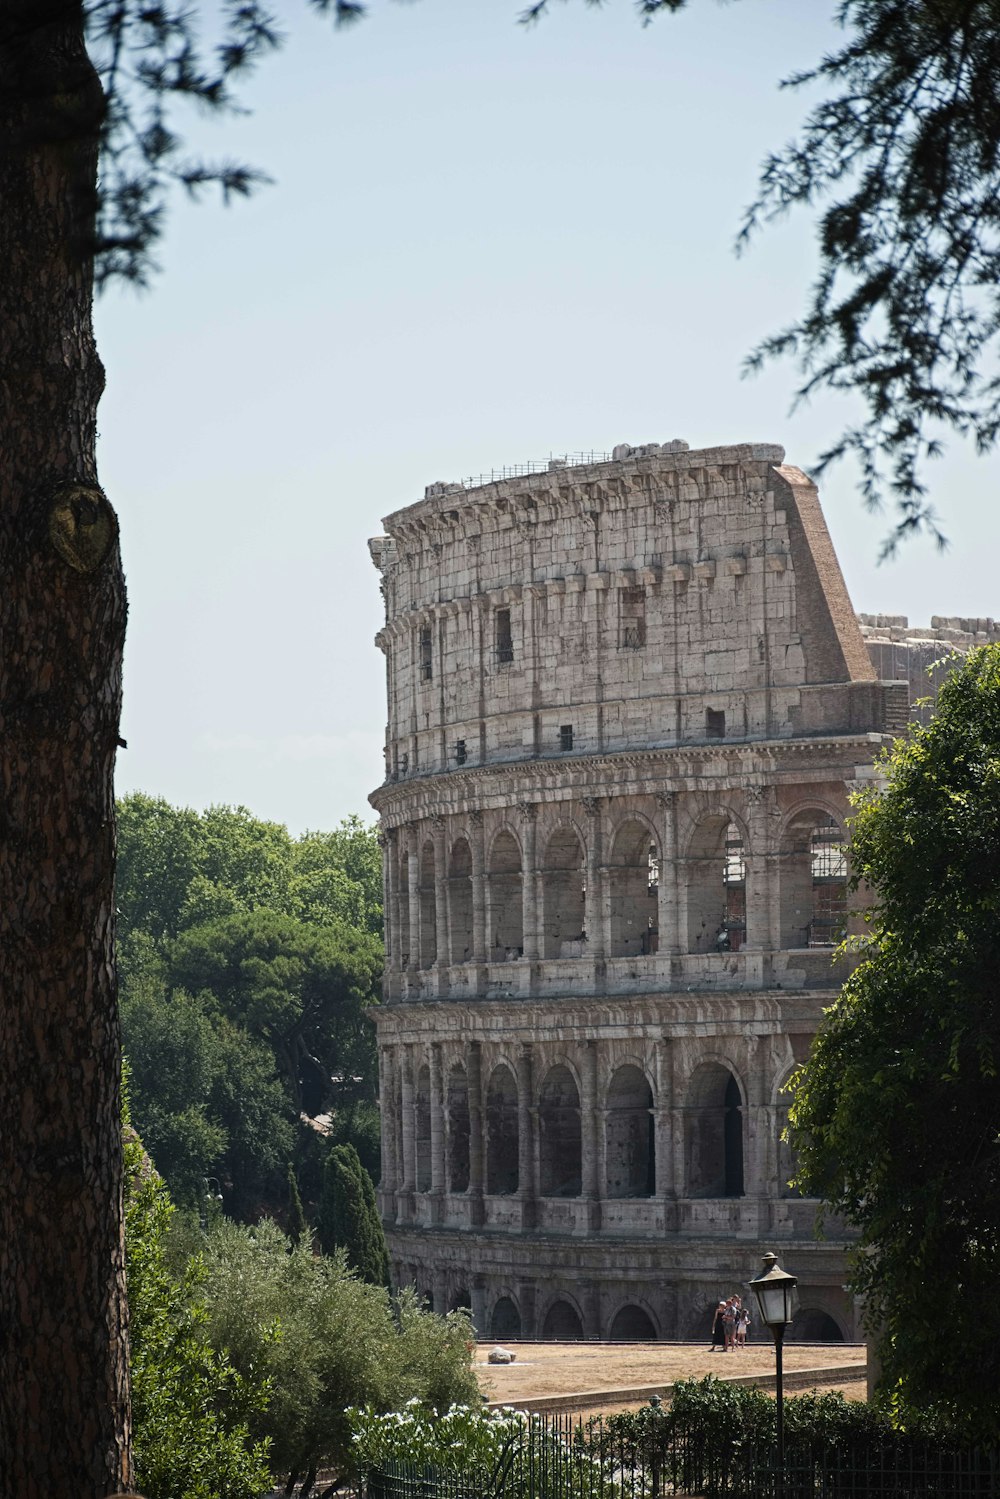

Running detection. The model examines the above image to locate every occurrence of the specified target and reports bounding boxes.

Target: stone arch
[415,1062,431,1191]
[609,1303,658,1341]
[684,1060,744,1197]
[773,1067,802,1199]
[539,1062,582,1197]
[485,1062,519,1195]
[490,1295,522,1340]
[605,1063,655,1198]
[418,840,436,968]
[398,847,411,967]
[450,1287,472,1313]
[608,816,660,956]
[448,836,474,964]
[779,807,848,949]
[541,1297,584,1340]
[685,811,747,952]
[447,1062,470,1193]
[488,827,523,959]
[789,1308,846,1342]
[541,822,587,958]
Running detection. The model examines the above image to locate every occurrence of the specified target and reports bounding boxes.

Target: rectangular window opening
[620,587,647,650]
[559,724,574,752]
[418,625,433,682]
[706,708,726,739]
[496,608,514,664]
[455,739,467,765]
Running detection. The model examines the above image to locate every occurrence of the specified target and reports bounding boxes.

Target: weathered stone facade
[367,440,909,1343]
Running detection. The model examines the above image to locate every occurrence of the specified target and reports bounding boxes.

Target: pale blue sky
[96,0,1000,835]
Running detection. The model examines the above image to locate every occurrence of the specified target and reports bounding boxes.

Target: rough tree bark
[0,2,131,1494]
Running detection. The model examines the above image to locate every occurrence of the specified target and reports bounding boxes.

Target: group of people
[710,1294,750,1351]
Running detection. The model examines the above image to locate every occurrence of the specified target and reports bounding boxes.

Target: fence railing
[363,1410,1000,1499]
[458,452,611,491]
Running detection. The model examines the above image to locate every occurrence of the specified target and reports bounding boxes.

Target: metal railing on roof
[459,451,611,491]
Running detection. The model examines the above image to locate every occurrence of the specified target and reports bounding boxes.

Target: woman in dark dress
[710,1301,727,1350]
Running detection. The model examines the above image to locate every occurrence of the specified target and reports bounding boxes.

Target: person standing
[710,1301,727,1351]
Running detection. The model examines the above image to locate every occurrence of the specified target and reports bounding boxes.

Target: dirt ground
[476,1341,867,1413]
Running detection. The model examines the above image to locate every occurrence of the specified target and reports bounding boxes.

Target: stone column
[470,811,487,963]
[582,796,606,958]
[471,1276,488,1337]
[656,791,680,955]
[580,1280,602,1339]
[519,802,539,961]
[406,824,420,972]
[433,817,449,971]
[429,1043,445,1219]
[745,784,781,954]
[653,1038,675,1201]
[467,1041,485,1227]
[517,1044,536,1229]
[378,1046,399,1203]
[432,1269,449,1316]
[581,1039,602,1230]
[399,1048,416,1220]
[517,1281,537,1340]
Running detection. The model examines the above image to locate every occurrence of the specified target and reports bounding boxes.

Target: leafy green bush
[198,1218,478,1484]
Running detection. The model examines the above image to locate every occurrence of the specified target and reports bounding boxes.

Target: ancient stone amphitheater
[367,439,997,1344]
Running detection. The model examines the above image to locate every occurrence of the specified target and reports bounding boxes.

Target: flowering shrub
[346,1400,614,1497]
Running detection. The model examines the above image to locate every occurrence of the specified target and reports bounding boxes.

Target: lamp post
[749,1252,799,1499]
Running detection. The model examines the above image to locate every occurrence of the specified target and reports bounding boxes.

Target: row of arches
[403,1057,797,1201]
[399,1284,845,1343]
[394,811,847,969]
[490,1298,844,1343]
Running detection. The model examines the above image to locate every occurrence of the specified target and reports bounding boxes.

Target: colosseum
[367,439,994,1344]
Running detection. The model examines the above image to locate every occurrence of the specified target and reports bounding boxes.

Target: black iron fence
[362,1409,1000,1499]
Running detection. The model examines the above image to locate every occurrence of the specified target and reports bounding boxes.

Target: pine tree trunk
[0,3,131,1494]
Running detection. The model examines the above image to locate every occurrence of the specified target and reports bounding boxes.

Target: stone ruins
[367,439,988,1343]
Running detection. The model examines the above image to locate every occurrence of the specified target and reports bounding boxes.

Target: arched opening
[610,1305,657,1341]
[542,826,586,958]
[684,1064,744,1197]
[447,1064,470,1193]
[539,1064,582,1197]
[485,1064,519,1195]
[780,813,848,949]
[491,1296,522,1340]
[686,817,746,952]
[488,830,523,959]
[450,1287,472,1313]
[776,1074,802,1199]
[415,1063,431,1191]
[448,838,474,963]
[789,1309,845,1342]
[418,840,436,968]
[809,820,848,946]
[608,820,659,956]
[398,850,411,967]
[605,1065,655,1198]
[541,1300,583,1340]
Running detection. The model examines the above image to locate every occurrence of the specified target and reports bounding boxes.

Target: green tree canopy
[167,907,380,1115]
[117,796,382,1218]
[790,644,1000,1439]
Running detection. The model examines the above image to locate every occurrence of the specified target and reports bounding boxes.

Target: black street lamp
[749,1252,799,1499]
